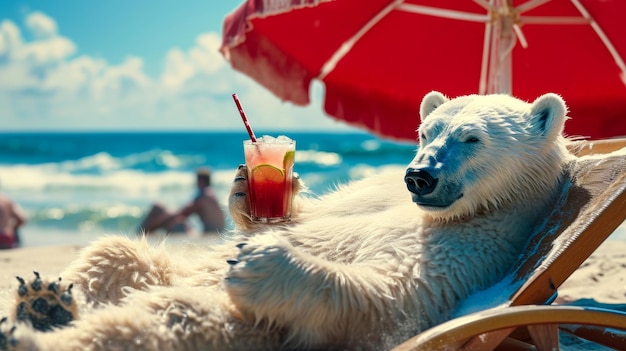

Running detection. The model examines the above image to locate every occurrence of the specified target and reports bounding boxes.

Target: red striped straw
[232,93,257,143]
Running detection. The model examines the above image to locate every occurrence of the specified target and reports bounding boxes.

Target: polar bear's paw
[225,236,297,309]
[0,317,17,351]
[228,165,254,231]
[14,272,77,332]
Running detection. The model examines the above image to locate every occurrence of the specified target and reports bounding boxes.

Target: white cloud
[161,32,226,91]
[0,21,21,57]
[0,11,356,133]
[25,11,58,38]
[0,14,75,91]
[94,56,151,98]
[161,48,192,90]
[45,55,107,93]
[22,36,75,65]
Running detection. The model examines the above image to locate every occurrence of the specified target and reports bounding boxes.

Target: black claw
[60,284,74,306]
[16,276,27,297]
[31,272,42,291]
[236,243,246,249]
[60,292,72,306]
[226,259,239,265]
[237,164,246,169]
[234,176,247,182]
[234,192,246,197]
[47,278,61,294]
[0,317,6,325]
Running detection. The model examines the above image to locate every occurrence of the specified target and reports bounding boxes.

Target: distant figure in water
[0,179,27,249]
[138,167,226,236]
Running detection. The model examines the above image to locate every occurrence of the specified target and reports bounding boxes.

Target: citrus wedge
[251,164,285,183]
[283,150,295,170]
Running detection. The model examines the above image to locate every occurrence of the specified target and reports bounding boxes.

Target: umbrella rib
[319,0,402,80]
[397,4,490,23]
[516,0,551,14]
[479,20,493,95]
[473,0,491,11]
[519,16,589,25]
[569,0,626,79]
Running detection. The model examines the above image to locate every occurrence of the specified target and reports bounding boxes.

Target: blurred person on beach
[138,167,226,236]
[0,180,27,249]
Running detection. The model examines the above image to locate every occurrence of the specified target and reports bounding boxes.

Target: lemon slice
[251,164,285,183]
[283,150,295,170]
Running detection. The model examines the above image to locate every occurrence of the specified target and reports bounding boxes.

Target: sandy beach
[556,239,626,304]
[0,245,83,292]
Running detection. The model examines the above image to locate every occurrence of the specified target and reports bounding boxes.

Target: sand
[0,244,82,291]
[557,239,626,303]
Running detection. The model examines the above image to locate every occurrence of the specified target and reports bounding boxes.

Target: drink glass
[243,135,295,223]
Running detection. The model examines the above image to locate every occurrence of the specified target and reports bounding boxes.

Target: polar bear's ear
[420,91,449,122]
[529,93,568,140]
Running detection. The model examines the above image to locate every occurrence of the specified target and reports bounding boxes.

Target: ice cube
[258,135,292,144]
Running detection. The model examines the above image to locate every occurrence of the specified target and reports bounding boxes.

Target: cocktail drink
[244,135,295,223]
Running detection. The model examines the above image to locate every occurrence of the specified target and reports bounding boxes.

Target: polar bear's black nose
[405,169,438,195]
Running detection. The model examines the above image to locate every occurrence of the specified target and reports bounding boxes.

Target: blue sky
[0,0,353,132]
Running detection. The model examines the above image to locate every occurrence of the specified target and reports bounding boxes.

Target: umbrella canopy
[221,0,626,142]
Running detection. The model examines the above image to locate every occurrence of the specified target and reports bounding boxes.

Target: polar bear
[0,91,572,351]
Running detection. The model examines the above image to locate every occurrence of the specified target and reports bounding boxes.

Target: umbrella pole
[487,0,514,95]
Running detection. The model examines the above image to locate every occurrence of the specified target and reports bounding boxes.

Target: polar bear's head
[405,91,570,220]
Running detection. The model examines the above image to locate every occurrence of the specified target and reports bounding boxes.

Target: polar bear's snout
[405,165,464,210]
[405,168,438,196]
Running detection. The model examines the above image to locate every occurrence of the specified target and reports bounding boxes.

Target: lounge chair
[393,137,626,351]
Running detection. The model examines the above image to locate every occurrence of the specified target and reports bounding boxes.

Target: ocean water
[0,131,418,247]
[1,131,624,248]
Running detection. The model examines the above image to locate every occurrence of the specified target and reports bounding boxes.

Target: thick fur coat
[1,91,574,350]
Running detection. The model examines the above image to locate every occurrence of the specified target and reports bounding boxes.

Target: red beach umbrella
[220,0,626,142]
